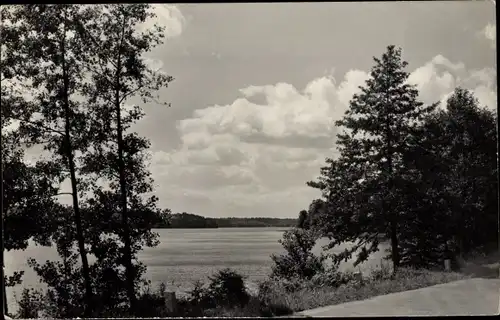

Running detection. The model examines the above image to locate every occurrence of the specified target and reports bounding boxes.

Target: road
[295,278,500,317]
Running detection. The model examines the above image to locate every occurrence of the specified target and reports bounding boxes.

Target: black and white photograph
[1,1,498,318]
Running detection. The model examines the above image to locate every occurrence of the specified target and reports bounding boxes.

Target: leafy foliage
[74,4,174,313]
[2,4,174,317]
[207,268,250,308]
[3,4,103,315]
[184,269,250,310]
[307,45,436,269]
[271,228,326,280]
[1,7,67,313]
[3,6,497,316]
[397,87,498,266]
[310,267,357,288]
[297,210,309,229]
[15,288,46,319]
[306,46,497,271]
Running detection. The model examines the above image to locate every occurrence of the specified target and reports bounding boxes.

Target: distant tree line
[215,217,297,228]
[152,213,297,229]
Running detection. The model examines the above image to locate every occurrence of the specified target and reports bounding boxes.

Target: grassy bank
[11,268,476,318]
[144,266,470,317]
[15,253,496,318]
[256,267,469,314]
[250,249,499,316]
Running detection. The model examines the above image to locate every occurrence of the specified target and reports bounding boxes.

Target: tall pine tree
[308,45,436,271]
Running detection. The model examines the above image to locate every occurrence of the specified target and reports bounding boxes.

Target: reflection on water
[5,227,389,313]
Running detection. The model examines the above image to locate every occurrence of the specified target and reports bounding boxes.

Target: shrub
[187,280,210,305]
[207,268,250,308]
[271,228,326,280]
[178,268,294,317]
[16,288,45,318]
[369,260,393,281]
[311,267,356,288]
[184,268,250,313]
[204,295,293,317]
[135,283,170,317]
[181,280,212,316]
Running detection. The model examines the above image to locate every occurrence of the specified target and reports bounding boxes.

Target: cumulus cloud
[151,54,497,217]
[140,4,186,39]
[482,23,496,47]
[178,70,369,147]
[143,58,164,72]
[407,55,496,109]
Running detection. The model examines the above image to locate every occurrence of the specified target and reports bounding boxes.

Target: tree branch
[51,192,73,197]
[11,117,65,136]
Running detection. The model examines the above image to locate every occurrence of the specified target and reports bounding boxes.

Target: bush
[207,268,250,308]
[187,280,209,305]
[135,283,171,317]
[176,269,294,317]
[184,268,250,312]
[203,295,293,317]
[263,277,307,293]
[271,228,326,280]
[311,267,356,288]
[369,261,394,281]
[16,288,45,318]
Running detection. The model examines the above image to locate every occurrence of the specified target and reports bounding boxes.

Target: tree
[306,199,327,232]
[438,88,497,255]
[3,5,101,315]
[1,140,62,314]
[1,7,64,314]
[27,205,88,318]
[270,228,325,280]
[308,45,436,271]
[75,4,173,313]
[401,87,498,264]
[1,115,61,316]
[297,210,308,229]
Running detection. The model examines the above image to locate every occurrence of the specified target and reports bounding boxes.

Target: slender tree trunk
[61,17,93,317]
[114,42,136,314]
[2,275,6,317]
[456,135,465,260]
[458,183,465,259]
[1,228,6,316]
[1,144,6,316]
[1,198,8,316]
[386,118,400,272]
[389,216,399,269]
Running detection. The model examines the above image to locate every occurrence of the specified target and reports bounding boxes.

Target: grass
[196,296,293,318]
[9,266,478,318]
[252,248,500,316]
[455,246,500,279]
[159,254,491,317]
[16,249,498,318]
[254,265,470,314]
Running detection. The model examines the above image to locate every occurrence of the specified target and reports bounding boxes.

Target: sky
[21,2,498,218]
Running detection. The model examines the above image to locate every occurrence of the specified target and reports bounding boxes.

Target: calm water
[5,228,389,313]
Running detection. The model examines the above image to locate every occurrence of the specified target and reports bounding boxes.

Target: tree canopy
[305,46,497,271]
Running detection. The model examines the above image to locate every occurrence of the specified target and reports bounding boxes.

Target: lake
[5,227,390,313]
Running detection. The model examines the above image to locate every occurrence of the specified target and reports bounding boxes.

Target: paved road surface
[295,278,500,317]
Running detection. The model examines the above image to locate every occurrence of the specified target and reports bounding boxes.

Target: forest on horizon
[152,212,297,229]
